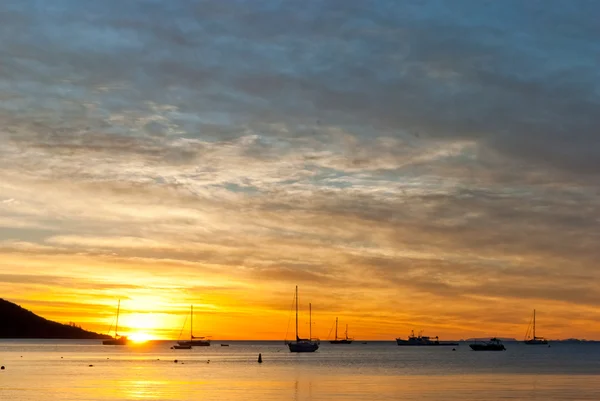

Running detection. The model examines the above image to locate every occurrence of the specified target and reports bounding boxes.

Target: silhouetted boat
[524,309,548,345]
[177,305,210,347]
[173,305,196,350]
[330,317,353,344]
[469,338,506,351]
[102,300,128,345]
[396,330,458,346]
[287,286,319,353]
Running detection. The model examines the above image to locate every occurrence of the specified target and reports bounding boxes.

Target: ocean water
[1,340,600,400]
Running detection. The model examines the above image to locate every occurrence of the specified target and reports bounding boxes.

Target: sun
[128,332,153,343]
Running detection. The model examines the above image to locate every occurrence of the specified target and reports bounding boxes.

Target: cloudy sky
[1,0,599,340]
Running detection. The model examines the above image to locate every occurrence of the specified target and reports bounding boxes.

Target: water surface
[1,340,599,400]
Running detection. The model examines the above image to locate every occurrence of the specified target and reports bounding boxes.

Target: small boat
[103,300,128,345]
[173,307,195,350]
[287,286,319,353]
[396,330,458,346]
[524,309,548,345]
[330,318,353,344]
[184,337,210,346]
[220,344,229,347]
[361,342,368,344]
[469,338,506,351]
[177,305,211,347]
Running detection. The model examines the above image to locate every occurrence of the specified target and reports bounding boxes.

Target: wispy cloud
[0,0,599,339]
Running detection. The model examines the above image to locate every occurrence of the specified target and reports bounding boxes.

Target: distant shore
[0,299,111,340]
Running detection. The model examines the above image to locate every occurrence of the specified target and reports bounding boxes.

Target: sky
[1,0,599,341]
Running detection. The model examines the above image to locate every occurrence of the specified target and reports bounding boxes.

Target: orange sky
[2,249,599,340]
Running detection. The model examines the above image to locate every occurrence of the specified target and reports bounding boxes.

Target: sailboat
[173,306,193,349]
[102,300,128,345]
[524,309,548,345]
[177,305,210,347]
[287,286,319,353]
[330,317,353,344]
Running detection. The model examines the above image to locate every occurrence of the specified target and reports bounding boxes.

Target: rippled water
[1,340,600,400]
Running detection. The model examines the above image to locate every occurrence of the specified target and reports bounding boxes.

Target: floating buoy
[89,365,93,367]
[1,366,5,370]
[452,348,456,351]
[258,353,263,363]
[174,359,178,363]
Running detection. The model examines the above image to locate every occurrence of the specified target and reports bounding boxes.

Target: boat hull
[172,345,192,349]
[178,340,210,346]
[396,341,458,346]
[396,338,458,346]
[469,344,505,351]
[330,340,353,344]
[102,337,128,345]
[524,339,548,345]
[288,341,319,353]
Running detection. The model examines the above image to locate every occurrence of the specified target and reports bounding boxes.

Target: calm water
[1,340,600,400]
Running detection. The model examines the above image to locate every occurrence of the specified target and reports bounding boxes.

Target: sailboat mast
[115,299,120,336]
[295,286,299,341]
[309,303,312,340]
[533,309,536,338]
[190,305,193,341]
[335,317,338,341]
[345,324,348,340]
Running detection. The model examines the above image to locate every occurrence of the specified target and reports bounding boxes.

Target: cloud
[0,0,599,338]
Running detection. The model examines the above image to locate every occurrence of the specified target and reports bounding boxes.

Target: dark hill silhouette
[0,298,111,339]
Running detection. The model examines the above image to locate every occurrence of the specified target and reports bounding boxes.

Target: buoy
[60,357,63,359]
[258,353,263,363]
[207,360,210,364]
[89,365,93,367]
[452,348,456,351]
[1,366,5,370]
[174,359,178,363]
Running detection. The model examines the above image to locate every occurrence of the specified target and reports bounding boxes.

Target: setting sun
[128,332,153,343]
